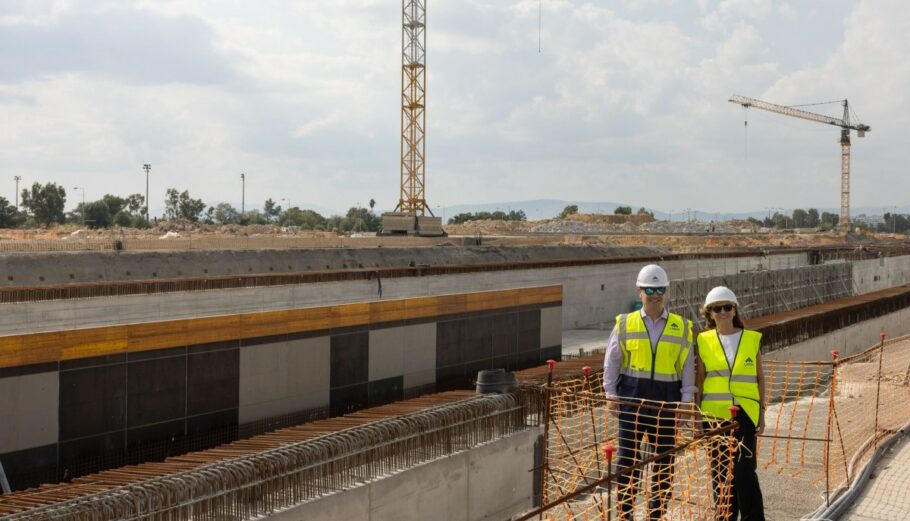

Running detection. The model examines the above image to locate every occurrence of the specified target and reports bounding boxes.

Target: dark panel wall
[0,301,560,490]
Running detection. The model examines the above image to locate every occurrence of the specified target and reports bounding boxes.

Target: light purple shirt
[602,308,697,403]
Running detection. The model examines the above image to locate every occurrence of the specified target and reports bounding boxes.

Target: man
[602,264,695,520]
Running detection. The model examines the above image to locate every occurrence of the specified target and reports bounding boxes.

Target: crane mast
[380,1,444,236]
[400,0,428,215]
[729,95,870,227]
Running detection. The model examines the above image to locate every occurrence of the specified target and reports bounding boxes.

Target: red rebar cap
[602,444,616,461]
[881,332,887,340]
[831,350,840,359]
[583,366,591,376]
[547,359,556,369]
[728,405,739,418]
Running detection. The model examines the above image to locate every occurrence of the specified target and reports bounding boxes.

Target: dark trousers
[616,406,677,521]
[707,413,765,521]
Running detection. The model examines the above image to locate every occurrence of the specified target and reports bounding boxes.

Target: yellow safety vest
[616,312,692,402]
[697,329,762,425]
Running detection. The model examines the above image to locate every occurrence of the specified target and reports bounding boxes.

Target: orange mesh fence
[528,373,739,521]
[532,332,910,520]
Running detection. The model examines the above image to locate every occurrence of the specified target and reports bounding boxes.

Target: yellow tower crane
[381,0,445,236]
[729,94,870,227]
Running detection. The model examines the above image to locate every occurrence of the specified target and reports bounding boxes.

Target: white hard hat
[636,264,669,288]
[705,286,739,307]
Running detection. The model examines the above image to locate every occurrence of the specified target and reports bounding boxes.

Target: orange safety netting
[531,332,910,521]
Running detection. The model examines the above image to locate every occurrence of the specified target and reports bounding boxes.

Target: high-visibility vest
[697,329,762,425]
[616,312,692,402]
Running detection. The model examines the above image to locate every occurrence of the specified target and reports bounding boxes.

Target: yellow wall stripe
[0,285,562,369]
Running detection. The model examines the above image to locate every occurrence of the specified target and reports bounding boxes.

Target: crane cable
[743,105,749,160]
[538,0,542,53]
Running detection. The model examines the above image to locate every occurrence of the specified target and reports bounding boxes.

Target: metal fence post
[873,333,886,450]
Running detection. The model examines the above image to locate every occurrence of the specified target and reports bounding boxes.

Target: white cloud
[0,0,907,215]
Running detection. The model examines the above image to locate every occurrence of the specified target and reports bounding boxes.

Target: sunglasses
[642,287,666,296]
[710,304,735,313]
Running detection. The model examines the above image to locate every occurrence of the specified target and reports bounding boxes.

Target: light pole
[281,197,291,211]
[893,206,898,234]
[73,186,85,225]
[142,164,151,220]
[240,173,246,218]
[13,176,21,210]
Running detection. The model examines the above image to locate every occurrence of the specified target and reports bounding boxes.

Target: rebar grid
[0,393,536,521]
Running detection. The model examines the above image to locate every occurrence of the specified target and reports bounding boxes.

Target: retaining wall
[765,307,910,362]
[0,252,810,335]
[262,428,540,521]
[0,287,561,491]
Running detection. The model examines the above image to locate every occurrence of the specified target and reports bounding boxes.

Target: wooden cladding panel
[0,285,562,369]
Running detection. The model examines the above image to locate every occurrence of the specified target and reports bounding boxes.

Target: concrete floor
[841,435,910,521]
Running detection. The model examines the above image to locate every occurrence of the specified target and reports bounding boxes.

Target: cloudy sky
[0,0,907,216]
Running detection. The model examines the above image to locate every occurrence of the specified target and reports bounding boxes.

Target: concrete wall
[765,307,910,362]
[0,245,666,287]
[0,294,560,491]
[0,252,809,336]
[853,255,910,295]
[262,427,541,521]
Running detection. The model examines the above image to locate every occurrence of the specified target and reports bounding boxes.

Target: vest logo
[744,357,754,367]
[669,323,679,330]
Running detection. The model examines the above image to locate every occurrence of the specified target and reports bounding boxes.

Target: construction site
[2,2,908,521]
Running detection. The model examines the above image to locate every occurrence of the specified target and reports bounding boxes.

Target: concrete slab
[238,336,330,423]
[0,372,58,453]
[368,328,405,382]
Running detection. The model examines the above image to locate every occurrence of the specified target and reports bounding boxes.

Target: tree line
[745,209,839,230]
[0,182,382,232]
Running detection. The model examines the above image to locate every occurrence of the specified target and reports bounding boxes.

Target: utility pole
[240,173,246,218]
[142,164,151,220]
[73,186,85,225]
[13,176,21,210]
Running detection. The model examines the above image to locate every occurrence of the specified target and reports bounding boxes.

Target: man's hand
[757,412,766,435]
[676,402,696,432]
[607,399,621,418]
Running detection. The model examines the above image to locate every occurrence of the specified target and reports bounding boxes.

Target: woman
[696,286,766,521]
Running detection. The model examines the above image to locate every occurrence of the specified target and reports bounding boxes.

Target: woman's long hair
[700,305,746,330]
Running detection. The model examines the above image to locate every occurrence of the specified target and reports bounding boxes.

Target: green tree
[807,208,820,228]
[213,202,240,224]
[558,205,578,219]
[0,197,22,228]
[101,194,128,217]
[281,208,326,229]
[263,198,281,223]
[791,208,809,228]
[820,212,839,229]
[369,198,376,211]
[344,206,381,232]
[82,200,112,228]
[636,207,654,217]
[164,188,206,221]
[126,194,145,215]
[20,182,66,225]
[243,209,268,225]
[614,206,632,215]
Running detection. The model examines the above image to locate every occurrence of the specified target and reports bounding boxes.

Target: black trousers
[615,406,676,521]
[706,413,766,521]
